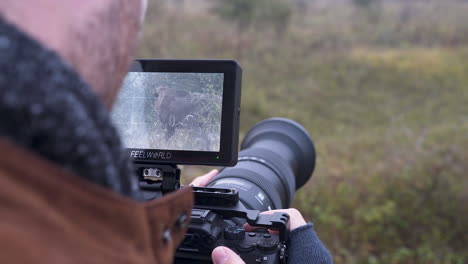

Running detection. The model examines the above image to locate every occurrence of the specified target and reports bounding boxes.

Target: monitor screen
[112,72,224,152]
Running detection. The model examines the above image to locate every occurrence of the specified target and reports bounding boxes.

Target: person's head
[0,0,148,108]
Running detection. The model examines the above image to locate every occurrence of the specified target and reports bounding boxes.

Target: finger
[243,210,278,232]
[243,223,268,232]
[243,223,257,232]
[212,246,245,264]
[189,169,218,187]
[243,224,279,235]
[243,210,277,232]
[265,208,306,230]
[244,208,307,231]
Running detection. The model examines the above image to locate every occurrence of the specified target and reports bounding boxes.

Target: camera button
[162,228,172,245]
[236,243,255,253]
[257,239,277,251]
[224,226,245,240]
[263,233,271,238]
[175,213,188,229]
[248,232,256,237]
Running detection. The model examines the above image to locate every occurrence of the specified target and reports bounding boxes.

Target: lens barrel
[207,118,315,211]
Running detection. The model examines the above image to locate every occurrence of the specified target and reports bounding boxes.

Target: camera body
[112,60,316,264]
[136,163,289,264]
[176,206,288,264]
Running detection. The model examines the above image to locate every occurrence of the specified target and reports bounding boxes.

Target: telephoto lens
[206,118,316,212]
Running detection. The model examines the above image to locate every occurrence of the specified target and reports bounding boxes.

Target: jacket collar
[0,17,140,199]
[0,138,193,264]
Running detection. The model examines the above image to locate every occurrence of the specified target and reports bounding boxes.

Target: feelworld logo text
[130,150,172,160]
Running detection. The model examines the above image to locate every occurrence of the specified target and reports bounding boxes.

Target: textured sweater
[0,17,332,263]
[289,223,333,263]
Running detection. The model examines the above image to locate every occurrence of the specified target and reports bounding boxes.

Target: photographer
[0,0,331,263]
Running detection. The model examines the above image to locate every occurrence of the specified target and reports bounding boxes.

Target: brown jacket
[0,138,193,264]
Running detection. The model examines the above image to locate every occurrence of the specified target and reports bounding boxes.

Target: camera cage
[122,59,242,167]
[136,161,290,245]
[123,60,290,263]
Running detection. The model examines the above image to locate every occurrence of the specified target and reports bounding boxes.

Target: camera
[111,60,316,264]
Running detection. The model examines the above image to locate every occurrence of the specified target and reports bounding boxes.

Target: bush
[139,1,468,263]
[211,0,292,33]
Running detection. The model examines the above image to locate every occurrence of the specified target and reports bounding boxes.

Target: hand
[245,208,307,231]
[189,169,218,187]
[212,246,245,264]
[193,171,245,263]
[210,209,306,264]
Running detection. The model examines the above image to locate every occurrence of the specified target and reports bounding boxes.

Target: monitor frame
[116,59,242,166]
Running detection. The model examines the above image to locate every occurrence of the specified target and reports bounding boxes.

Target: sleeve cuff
[287,222,333,263]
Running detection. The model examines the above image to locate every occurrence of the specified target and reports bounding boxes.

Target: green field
[139,1,468,263]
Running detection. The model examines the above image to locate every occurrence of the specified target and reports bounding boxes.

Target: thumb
[212,246,245,264]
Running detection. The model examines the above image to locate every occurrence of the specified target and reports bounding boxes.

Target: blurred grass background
[137,0,468,263]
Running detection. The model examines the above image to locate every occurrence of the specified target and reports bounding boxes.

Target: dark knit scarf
[0,18,141,200]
